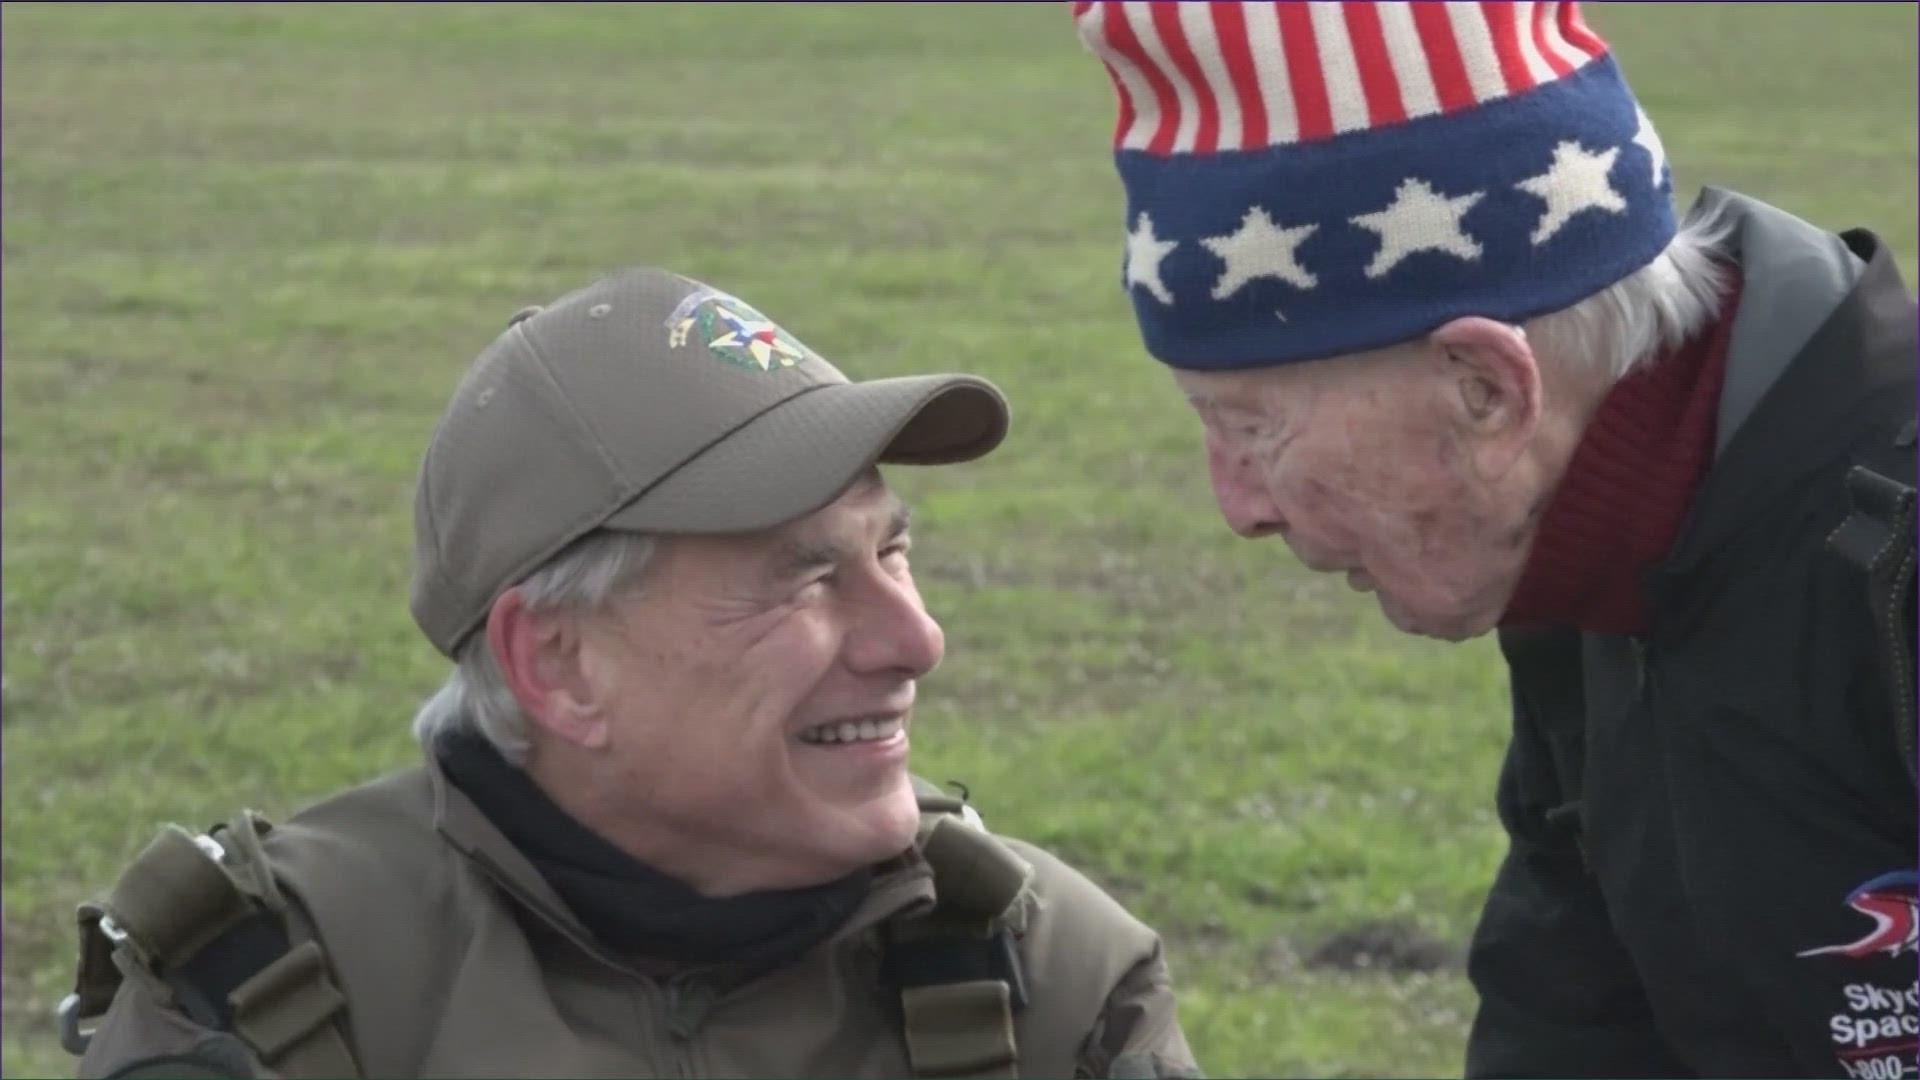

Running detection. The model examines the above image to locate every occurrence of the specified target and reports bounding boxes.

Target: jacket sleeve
[1075,938,1203,1079]
[1463,630,1694,1078]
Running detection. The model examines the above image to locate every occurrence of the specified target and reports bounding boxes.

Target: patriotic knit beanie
[1072,1,1675,371]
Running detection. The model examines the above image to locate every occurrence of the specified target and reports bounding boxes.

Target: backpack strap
[1827,419,1918,789]
[885,778,1034,1079]
[61,812,360,1078]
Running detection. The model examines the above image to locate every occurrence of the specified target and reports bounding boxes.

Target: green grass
[3,3,1914,1076]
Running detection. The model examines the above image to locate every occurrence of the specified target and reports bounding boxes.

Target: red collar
[1499,274,1742,637]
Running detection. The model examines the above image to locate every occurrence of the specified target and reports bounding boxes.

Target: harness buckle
[56,992,94,1056]
[98,914,130,947]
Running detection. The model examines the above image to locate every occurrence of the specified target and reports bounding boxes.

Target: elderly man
[61,269,1200,1080]
[1072,2,1915,1077]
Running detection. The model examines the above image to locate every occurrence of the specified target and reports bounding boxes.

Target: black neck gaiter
[436,733,871,970]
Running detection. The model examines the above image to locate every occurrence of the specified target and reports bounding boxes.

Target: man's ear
[1427,317,1542,483]
[485,589,610,750]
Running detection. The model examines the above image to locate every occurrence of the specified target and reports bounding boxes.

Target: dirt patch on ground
[1302,920,1459,975]
[1158,918,1241,967]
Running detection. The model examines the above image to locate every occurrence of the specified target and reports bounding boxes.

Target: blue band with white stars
[1115,54,1674,371]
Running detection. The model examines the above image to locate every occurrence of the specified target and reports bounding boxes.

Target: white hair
[1523,201,1739,382]
[411,531,657,767]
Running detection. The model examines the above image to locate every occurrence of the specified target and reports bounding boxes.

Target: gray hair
[1524,200,1739,382]
[411,530,657,767]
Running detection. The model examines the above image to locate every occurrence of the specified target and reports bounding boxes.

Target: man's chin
[839,783,925,861]
[1377,595,1496,642]
[835,772,920,827]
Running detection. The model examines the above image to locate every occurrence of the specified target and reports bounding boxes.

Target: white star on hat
[1201,207,1319,300]
[1632,105,1668,189]
[1125,211,1179,306]
[1516,141,1628,246]
[1349,178,1485,280]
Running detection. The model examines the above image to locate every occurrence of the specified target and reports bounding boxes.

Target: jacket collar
[1698,185,1867,454]
[1654,194,1915,583]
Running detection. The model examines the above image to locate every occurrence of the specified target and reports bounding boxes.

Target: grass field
[3,3,1914,1077]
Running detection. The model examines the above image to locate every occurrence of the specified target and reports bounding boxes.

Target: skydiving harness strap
[1827,418,1918,789]
[885,779,1035,1079]
[60,812,360,1078]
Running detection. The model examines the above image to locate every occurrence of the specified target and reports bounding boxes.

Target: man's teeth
[802,717,904,745]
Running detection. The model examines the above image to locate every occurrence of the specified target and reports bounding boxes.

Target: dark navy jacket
[1466,189,1919,1079]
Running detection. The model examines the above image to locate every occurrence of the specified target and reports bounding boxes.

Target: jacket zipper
[1569,636,1654,876]
[472,854,702,1077]
[1631,637,1651,701]
[664,972,714,1078]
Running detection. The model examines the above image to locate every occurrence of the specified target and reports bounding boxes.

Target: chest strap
[62,812,360,1078]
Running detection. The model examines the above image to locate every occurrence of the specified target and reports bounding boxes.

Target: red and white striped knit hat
[1073,2,1674,370]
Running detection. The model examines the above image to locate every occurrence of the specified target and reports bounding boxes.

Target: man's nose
[844,574,945,680]
[1205,432,1286,539]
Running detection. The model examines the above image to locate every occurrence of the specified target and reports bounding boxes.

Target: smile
[799,716,906,745]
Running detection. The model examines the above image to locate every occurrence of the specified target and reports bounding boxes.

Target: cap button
[506,305,544,327]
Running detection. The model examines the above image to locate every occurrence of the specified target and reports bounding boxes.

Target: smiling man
[63,269,1199,1080]
[1071,2,1916,1077]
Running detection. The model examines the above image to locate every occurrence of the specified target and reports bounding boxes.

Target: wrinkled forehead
[1172,364,1297,414]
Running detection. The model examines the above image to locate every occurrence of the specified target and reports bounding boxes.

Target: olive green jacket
[75,756,1199,1079]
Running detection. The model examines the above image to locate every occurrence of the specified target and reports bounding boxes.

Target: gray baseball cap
[410,267,1009,658]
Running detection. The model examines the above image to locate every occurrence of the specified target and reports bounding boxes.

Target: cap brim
[603,374,1009,534]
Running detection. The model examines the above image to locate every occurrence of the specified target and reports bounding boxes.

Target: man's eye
[1211,410,1267,439]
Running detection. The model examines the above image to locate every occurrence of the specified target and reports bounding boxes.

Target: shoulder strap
[885,778,1034,1079]
[62,812,361,1078]
[1826,419,1918,789]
